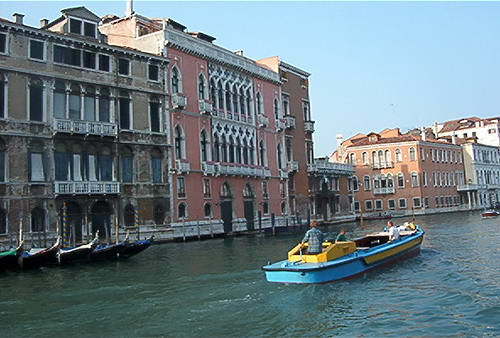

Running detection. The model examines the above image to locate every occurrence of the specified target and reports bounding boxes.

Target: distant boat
[0,242,23,271]
[357,213,392,221]
[481,210,500,218]
[19,237,61,270]
[262,226,424,284]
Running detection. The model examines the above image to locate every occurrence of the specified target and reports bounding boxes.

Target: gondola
[90,241,126,261]
[0,242,23,271]
[19,237,61,270]
[58,235,99,265]
[118,236,154,259]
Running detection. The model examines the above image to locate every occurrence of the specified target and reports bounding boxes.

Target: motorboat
[262,226,424,284]
[481,210,500,218]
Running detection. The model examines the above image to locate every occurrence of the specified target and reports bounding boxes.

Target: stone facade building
[0,7,169,247]
[100,12,289,231]
[336,128,467,216]
[436,116,500,147]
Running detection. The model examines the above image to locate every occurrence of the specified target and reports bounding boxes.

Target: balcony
[372,161,394,169]
[202,162,216,175]
[308,160,354,176]
[257,114,269,128]
[276,119,286,131]
[304,120,315,133]
[54,181,120,195]
[214,164,271,177]
[279,169,289,179]
[457,184,487,191]
[172,94,187,109]
[287,160,299,172]
[175,160,191,173]
[199,100,212,114]
[284,115,296,129]
[53,119,117,137]
[373,187,395,195]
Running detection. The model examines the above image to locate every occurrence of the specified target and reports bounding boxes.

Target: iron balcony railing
[54,181,120,194]
[373,187,396,195]
[53,119,117,136]
[304,120,315,133]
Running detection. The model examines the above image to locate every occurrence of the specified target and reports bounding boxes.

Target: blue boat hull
[262,231,424,284]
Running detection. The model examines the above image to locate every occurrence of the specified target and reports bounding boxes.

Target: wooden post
[209,213,214,238]
[182,217,186,242]
[197,220,201,240]
[115,214,119,244]
[271,213,275,236]
[134,208,140,240]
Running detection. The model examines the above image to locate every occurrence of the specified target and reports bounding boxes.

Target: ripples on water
[1,211,499,337]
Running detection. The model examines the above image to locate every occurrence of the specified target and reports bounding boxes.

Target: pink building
[100,14,289,231]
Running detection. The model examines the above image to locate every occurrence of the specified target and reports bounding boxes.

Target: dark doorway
[91,201,112,241]
[220,201,233,233]
[244,200,254,231]
[61,202,83,245]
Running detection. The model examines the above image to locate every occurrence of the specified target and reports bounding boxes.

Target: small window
[152,156,162,183]
[0,33,6,54]
[375,200,383,210]
[29,80,44,121]
[148,64,159,81]
[262,201,269,215]
[69,18,82,34]
[178,203,187,219]
[203,178,211,198]
[177,177,186,198]
[83,51,96,69]
[29,40,44,60]
[84,22,96,38]
[388,199,395,209]
[150,101,161,132]
[121,156,133,183]
[365,200,373,211]
[70,49,81,67]
[118,58,130,75]
[398,198,407,209]
[413,197,421,208]
[30,152,45,181]
[204,203,212,217]
[99,54,110,72]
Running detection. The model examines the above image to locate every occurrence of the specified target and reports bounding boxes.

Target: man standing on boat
[336,229,348,242]
[301,221,325,254]
[387,221,400,242]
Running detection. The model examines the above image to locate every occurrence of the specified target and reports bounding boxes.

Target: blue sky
[3,1,500,156]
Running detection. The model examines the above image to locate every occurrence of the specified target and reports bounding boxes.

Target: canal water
[1,211,499,337]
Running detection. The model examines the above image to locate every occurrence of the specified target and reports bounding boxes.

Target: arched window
[411,172,419,187]
[364,175,371,190]
[262,201,269,215]
[246,89,251,116]
[99,87,111,122]
[69,83,81,120]
[213,134,220,162]
[385,150,391,164]
[171,67,180,94]
[277,143,283,169]
[352,176,359,191]
[242,139,249,165]
[198,73,206,100]
[118,90,131,130]
[31,207,45,232]
[362,152,368,165]
[409,147,416,161]
[349,153,355,164]
[204,203,212,217]
[200,130,208,162]
[0,208,6,234]
[221,134,228,162]
[395,149,402,162]
[397,173,405,188]
[373,175,380,189]
[221,182,231,198]
[256,92,262,115]
[281,201,286,215]
[274,98,279,121]
[259,140,265,166]
[225,83,231,112]
[124,204,135,227]
[243,183,254,198]
[239,87,245,115]
[174,125,184,159]
[371,151,377,165]
[387,174,394,187]
[236,137,242,163]
[217,81,224,109]
[210,79,217,105]
[249,138,255,165]
[154,203,165,225]
[232,85,239,114]
[84,85,96,121]
[377,150,384,166]
[178,203,187,219]
[229,136,235,163]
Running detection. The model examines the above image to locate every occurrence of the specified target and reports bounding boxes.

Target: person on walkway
[301,221,325,254]
[336,229,348,242]
[387,221,400,242]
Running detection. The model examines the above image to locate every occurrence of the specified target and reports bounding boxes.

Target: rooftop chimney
[40,18,49,28]
[452,134,456,144]
[12,13,24,25]
[234,50,244,56]
[421,127,426,141]
[126,0,134,17]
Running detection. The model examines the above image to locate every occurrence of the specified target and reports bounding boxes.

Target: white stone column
[467,191,472,209]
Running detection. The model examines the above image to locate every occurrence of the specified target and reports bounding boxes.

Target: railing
[175,160,191,173]
[53,119,117,136]
[457,184,487,191]
[307,161,354,175]
[304,120,315,133]
[373,187,396,195]
[287,160,299,172]
[213,164,271,177]
[284,115,296,129]
[276,119,286,131]
[257,114,269,127]
[54,181,120,194]
[279,169,289,179]
[202,162,216,175]
[372,161,394,169]
[172,94,187,108]
[199,100,212,114]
